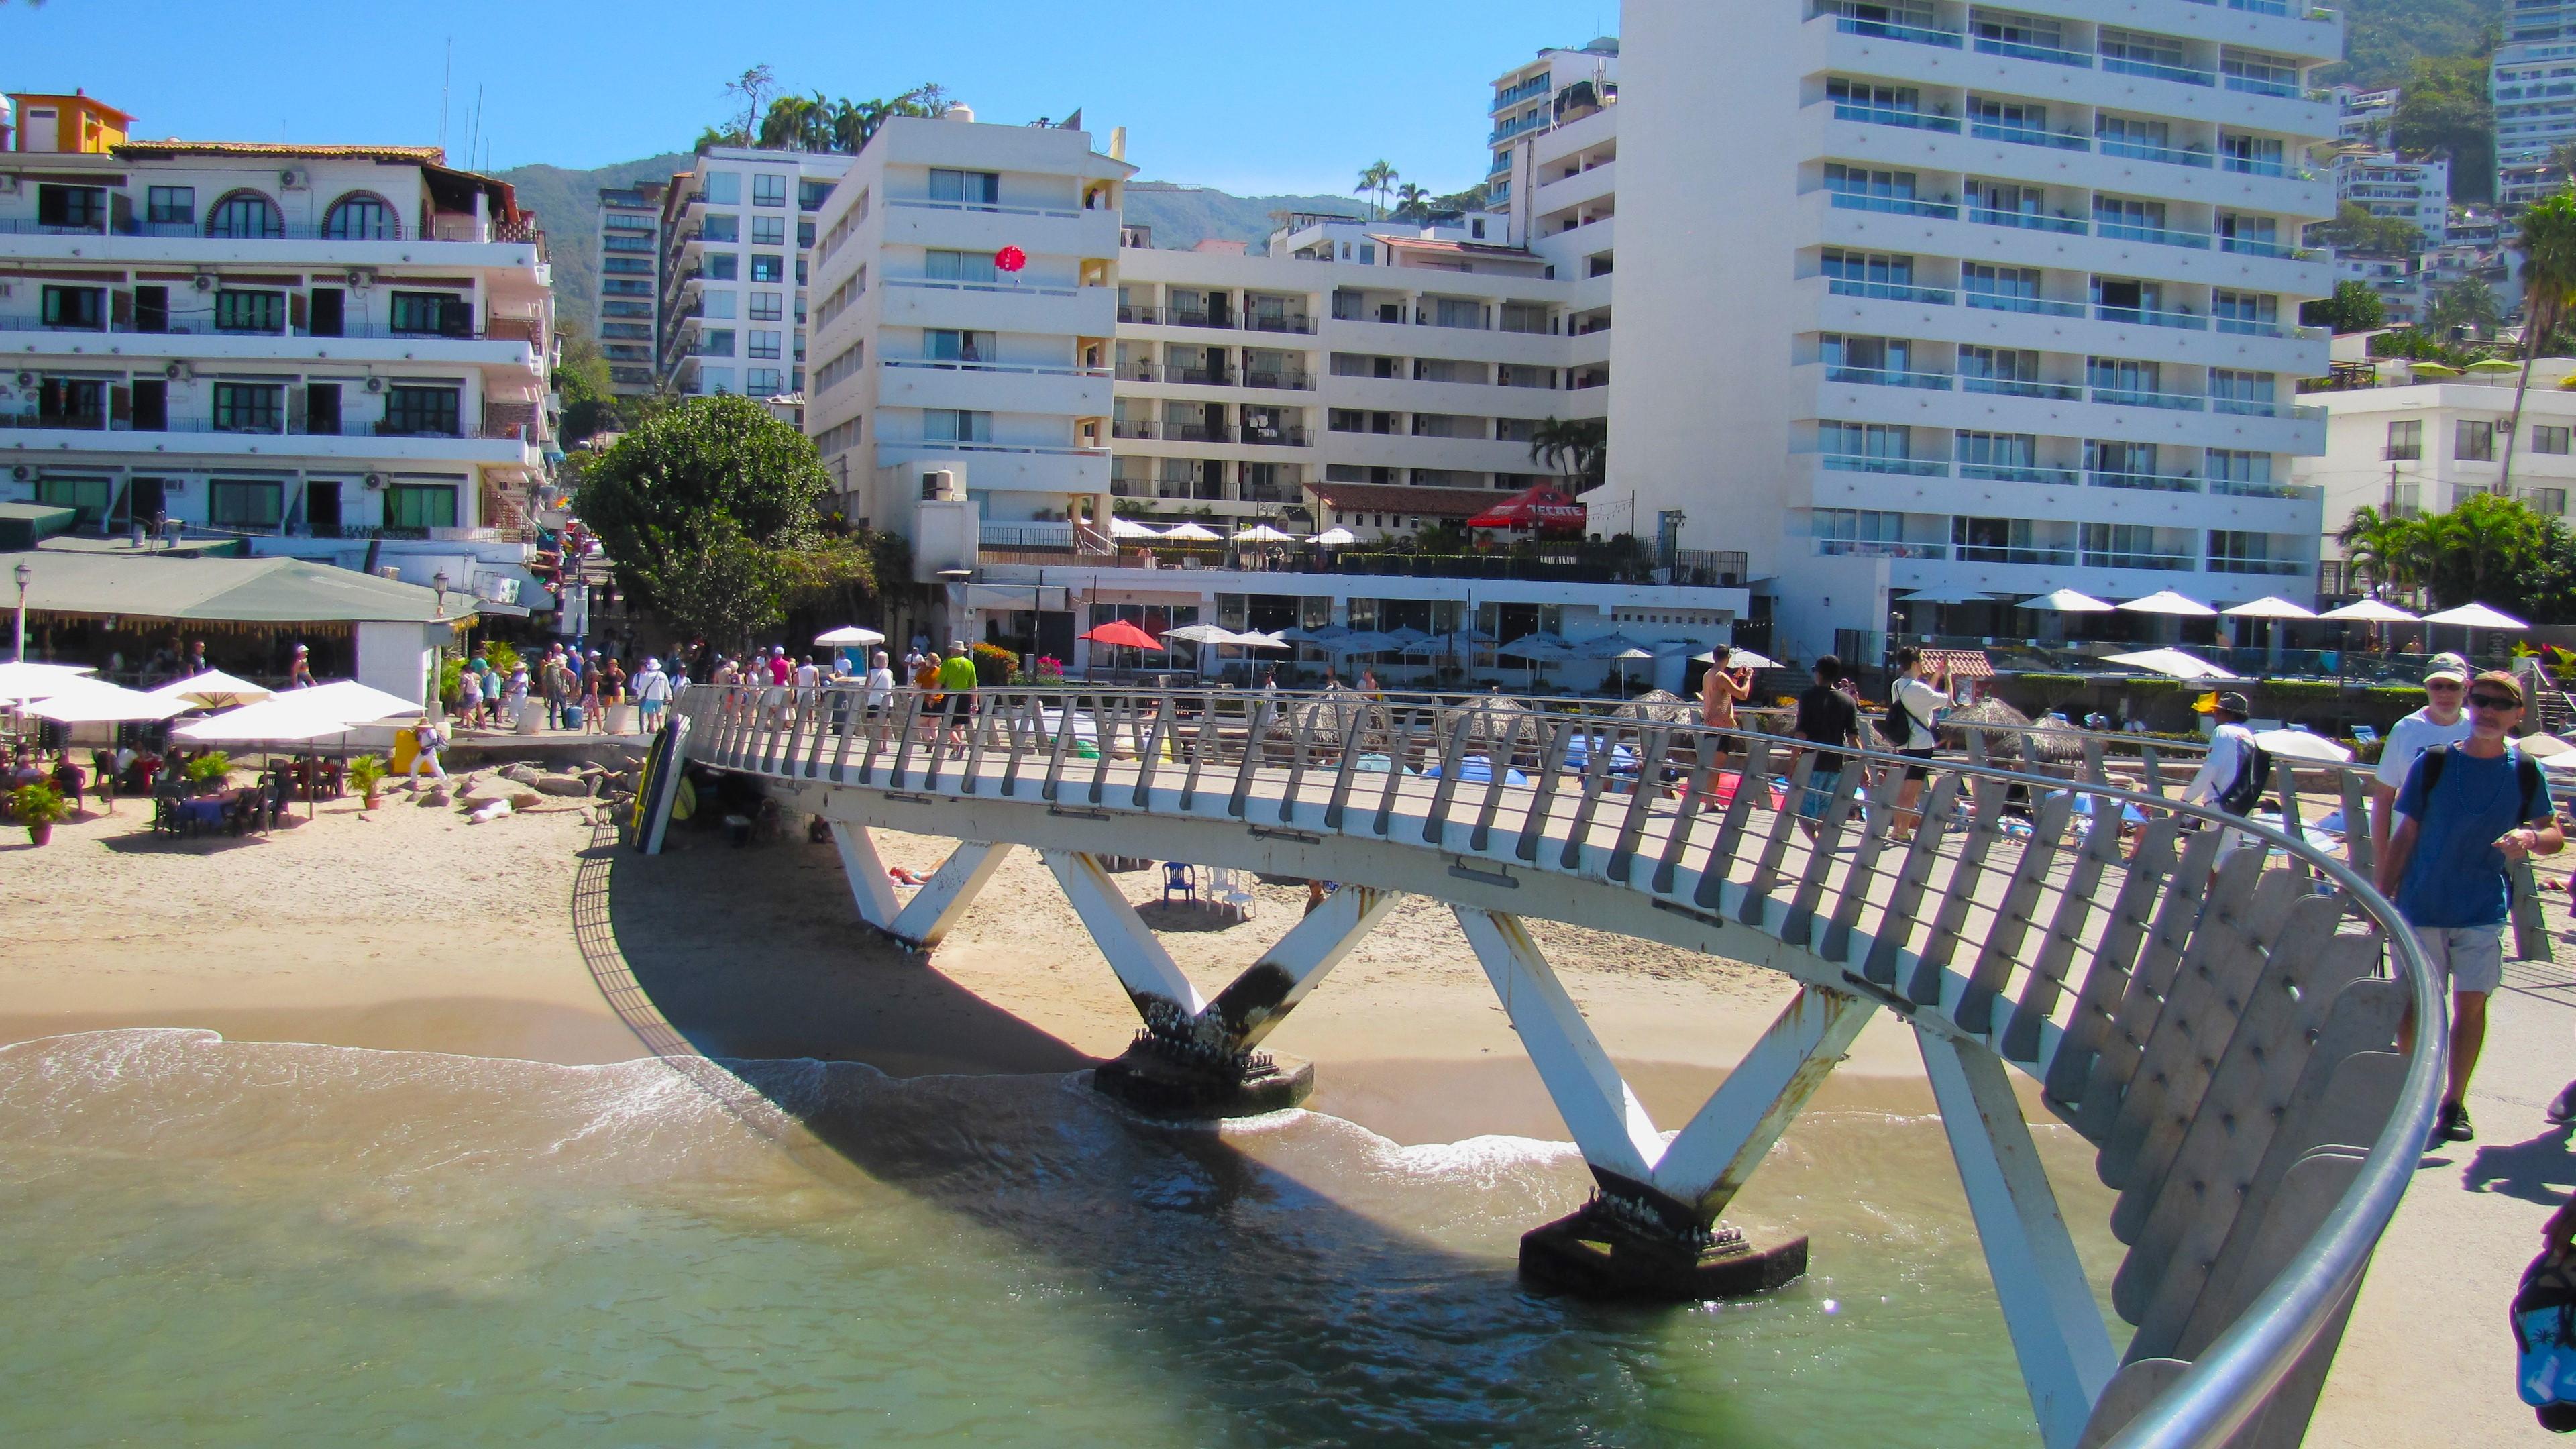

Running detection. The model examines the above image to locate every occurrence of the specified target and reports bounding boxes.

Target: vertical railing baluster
[1906,774,2008,1006]
[1421,708,1477,847]
[1087,693,1126,805]
[1737,749,1818,926]
[1372,707,1417,836]
[1042,692,1079,802]
[1514,720,1577,863]
[1179,693,1218,812]
[1133,690,1173,807]
[1955,789,2076,1034]
[1860,773,1965,985]
[1652,733,1717,896]
[1469,714,1526,854]
[1277,709,1323,825]
[1695,735,1776,908]
[830,686,861,783]
[1820,763,1908,963]
[1607,727,1672,884]
[1556,723,1618,871]
[1228,700,1274,819]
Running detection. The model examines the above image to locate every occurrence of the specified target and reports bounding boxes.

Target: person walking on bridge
[1791,655,1860,843]
[939,642,979,756]
[2377,669,2562,1144]
[2371,652,2473,865]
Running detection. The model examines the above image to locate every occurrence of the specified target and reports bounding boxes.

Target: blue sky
[4,1,1619,195]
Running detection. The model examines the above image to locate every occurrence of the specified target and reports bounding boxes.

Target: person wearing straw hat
[2370,652,2473,863]
[2377,669,2561,1144]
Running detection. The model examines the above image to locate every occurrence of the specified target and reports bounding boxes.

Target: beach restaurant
[3,551,472,706]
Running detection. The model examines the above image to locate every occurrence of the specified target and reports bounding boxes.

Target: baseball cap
[2194,690,2252,716]
[2423,652,2470,685]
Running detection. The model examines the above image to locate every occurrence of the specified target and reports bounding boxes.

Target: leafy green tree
[2424,276,2504,339]
[1391,182,1434,223]
[2300,279,2388,335]
[2394,54,2497,202]
[1526,416,1608,493]
[574,395,831,626]
[553,326,619,443]
[642,513,790,653]
[2337,504,2426,596]
[2503,193,2576,496]
[2338,494,2576,621]
[2304,202,2422,257]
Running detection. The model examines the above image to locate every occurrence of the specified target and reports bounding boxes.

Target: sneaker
[2551,1081,2576,1126]
[2436,1100,2475,1143]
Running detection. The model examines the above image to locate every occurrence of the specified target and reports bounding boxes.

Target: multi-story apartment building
[2492,38,2576,209]
[2330,252,2426,327]
[2295,362,2576,592]
[2325,84,2398,146]
[1609,1,2343,659]
[1485,38,1619,247]
[655,146,850,400]
[0,91,557,607]
[594,179,665,396]
[2333,149,2447,245]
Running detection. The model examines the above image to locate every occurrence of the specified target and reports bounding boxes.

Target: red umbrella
[1081,620,1164,651]
[1466,484,1587,531]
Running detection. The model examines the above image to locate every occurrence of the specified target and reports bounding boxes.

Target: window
[1821,420,1912,460]
[799,178,833,212]
[36,476,111,524]
[603,232,655,252]
[925,249,998,283]
[388,291,472,337]
[35,184,107,231]
[751,254,784,283]
[205,191,283,238]
[923,409,991,443]
[1431,297,1486,329]
[753,173,788,207]
[2206,449,2271,482]
[1813,508,1910,555]
[215,290,288,333]
[697,366,736,394]
[384,483,460,531]
[702,170,741,205]
[701,290,739,319]
[797,219,816,249]
[1821,248,1915,289]
[705,254,740,280]
[925,329,993,362]
[323,193,397,239]
[382,385,461,437]
[40,285,105,330]
[2208,369,2275,415]
[2528,487,2569,516]
[2457,418,2498,461]
[702,214,740,243]
[2385,419,2423,460]
[36,378,105,426]
[795,258,807,286]
[749,292,784,321]
[816,341,865,392]
[748,329,783,360]
[745,368,785,394]
[2208,530,2283,573]
[2537,425,2572,455]
[751,214,786,246]
[698,329,736,357]
[929,168,1001,205]
[208,480,283,530]
[146,185,195,226]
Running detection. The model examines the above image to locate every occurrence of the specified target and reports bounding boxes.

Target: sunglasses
[2468,693,2524,712]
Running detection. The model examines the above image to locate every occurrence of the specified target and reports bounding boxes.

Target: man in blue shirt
[2375,669,2563,1143]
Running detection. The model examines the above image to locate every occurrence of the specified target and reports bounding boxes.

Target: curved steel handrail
[672,682,2447,1447]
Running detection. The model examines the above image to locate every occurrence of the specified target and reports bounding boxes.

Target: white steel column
[1651,985,1876,1216]
[1918,1026,2114,1449]
[1205,885,1401,1049]
[829,822,902,932]
[1044,849,1207,1019]
[885,840,1012,949]
[1454,907,1663,1186]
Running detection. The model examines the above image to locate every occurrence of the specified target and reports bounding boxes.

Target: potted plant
[347,753,388,809]
[11,782,70,846]
[182,751,233,795]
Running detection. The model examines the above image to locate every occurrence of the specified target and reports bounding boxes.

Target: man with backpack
[1881,647,1947,839]
[2371,652,2473,864]
[2182,691,2269,861]
[2375,669,2561,1144]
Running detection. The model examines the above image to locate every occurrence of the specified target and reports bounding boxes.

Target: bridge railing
[666,682,2445,1449]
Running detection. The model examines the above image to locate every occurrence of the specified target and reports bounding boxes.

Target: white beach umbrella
[144,669,274,709]
[1897,585,1996,604]
[2221,596,2320,621]
[2103,647,2235,680]
[1231,523,1297,543]
[2518,732,2575,760]
[2116,589,2217,618]
[0,660,97,704]
[287,680,423,724]
[2253,727,2355,764]
[814,625,887,647]
[25,679,190,724]
[1108,517,1165,540]
[1160,522,1222,542]
[1691,649,1783,670]
[2020,588,2116,613]
[1232,631,1291,650]
[1159,623,1246,645]
[2320,599,2420,623]
[1310,526,1359,546]
[2422,602,2528,630]
[173,699,358,743]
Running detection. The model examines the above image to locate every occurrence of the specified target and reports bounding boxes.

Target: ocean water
[0,1028,2116,1446]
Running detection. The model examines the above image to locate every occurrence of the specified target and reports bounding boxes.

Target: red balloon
[995,245,1028,273]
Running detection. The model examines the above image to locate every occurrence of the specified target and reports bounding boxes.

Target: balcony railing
[1957,544,2077,566]
[2089,470,2203,492]
[1168,366,1234,386]
[1242,370,1317,390]
[1827,278,1956,305]
[2215,315,2295,337]
[2217,235,2298,258]
[2095,220,2212,250]
[2223,72,2302,99]
[1962,374,2083,400]
[1240,427,1313,447]
[2208,555,2304,575]
[2090,385,2206,411]
[1964,291,2086,318]
[0,217,534,245]
[1971,122,2091,151]
[2222,154,2288,178]
[1971,35,2093,67]
[1117,305,1161,325]
[2082,550,2197,571]
[1821,453,1949,475]
[0,315,529,344]
[1970,207,2086,234]
[2210,478,2324,500]
[1827,191,1958,219]
[1958,462,2081,485]
[1832,103,1960,133]
[1244,315,1318,335]
[1818,539,1946,559]
[1110,420,1158,439]
[1824,13,1964,48]
[2100,56,2217,87]
[0,413,533,443]
[2098,138,2214,169]
[1827,364,1954,390]
[2095,304,2209,331]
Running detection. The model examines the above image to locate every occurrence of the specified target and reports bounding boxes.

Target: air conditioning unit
[363,473,386,490]
[163,478,186,492]
[10,465,30,482]
[364,376,385,394]
[280,168,310,189]
[163,361,192,382]
[344,268,375,289]
[920,470,961,502]
[192,274,215,292]
[12,371,30,388]
[0,176,19,195]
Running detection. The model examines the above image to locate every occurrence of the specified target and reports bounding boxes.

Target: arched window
[322,192,397,240]
[205,191,282,239]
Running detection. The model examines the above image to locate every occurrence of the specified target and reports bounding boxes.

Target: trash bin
[563,704,584,731]
[606,703,637,735]
[390,727,421,775]
[515,700,545,735]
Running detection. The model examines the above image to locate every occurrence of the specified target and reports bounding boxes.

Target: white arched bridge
[641,682,2449,1449]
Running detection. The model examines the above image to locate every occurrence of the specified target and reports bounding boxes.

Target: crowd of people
[451,643,674,734]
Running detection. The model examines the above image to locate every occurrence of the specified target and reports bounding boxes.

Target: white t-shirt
[2375,706,2474,790]
[1892,675,1946,751]
[864,667,896,707]
[2185,721,2255,809]
[794,663,821,692]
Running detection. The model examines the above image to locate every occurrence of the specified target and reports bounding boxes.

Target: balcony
[2211,478,2323,500]
[1962,375,2082,401]
[1117,304,1161,325]
[1971,35,2092,68]
[1491,74,1553,113]
[1167,366,1233,386]
[1970,207,2087,235]
[1822,11,1963,49]
[2210,395,2323,420]
[1821,453,1949,476]
[1239,427,1312,447]
[1832,103,1960,134]
[1818,539,1947,559]
[1241,370,1316,391]
[2089,385,2205,411]
[2207,555,2304,575]
[2084,550,2196,571]
[0,217,540,244]
[1827,364,1954,390]
[1244,314,1318,335]
[2217,235,2298,259]
[1964,291,2086,319]
[2089,470,2203,492]
[2094,305,2210,331]
[1167,308,1228,329]
[1957,544,2076,566]
[1970,122,2091,152]
[2099,138,2215,170]
[2094,221,2211,250]
[1957,463,2080,486]
[1827,191,1958,220]
[1828,278,1957,305]
[2100,56,2216,88]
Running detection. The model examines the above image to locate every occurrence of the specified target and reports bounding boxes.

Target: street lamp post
[13,561,29,663]
[433,570,449,618]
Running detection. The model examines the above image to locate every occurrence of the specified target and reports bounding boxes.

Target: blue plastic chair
[1162,862,1197,906]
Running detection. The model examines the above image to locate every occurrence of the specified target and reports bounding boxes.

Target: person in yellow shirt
[938,642,981,755]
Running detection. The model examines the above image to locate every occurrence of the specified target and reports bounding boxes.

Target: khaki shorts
[2412,923,2506,996]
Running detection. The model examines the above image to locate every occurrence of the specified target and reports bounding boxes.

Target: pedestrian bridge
[645,683,2444,1449]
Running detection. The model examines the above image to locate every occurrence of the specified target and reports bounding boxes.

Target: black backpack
[1875,692,1917,748]
[2417,743,2548,824]
[2216,737,2273,816]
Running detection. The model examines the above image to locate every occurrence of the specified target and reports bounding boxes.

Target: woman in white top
[863,651,897,745]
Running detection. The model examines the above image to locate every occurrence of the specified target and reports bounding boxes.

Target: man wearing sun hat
[2371,651,2474,863]
[2377,669,2562,1142]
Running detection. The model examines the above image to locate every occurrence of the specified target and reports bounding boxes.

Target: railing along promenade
[650,684,2447,1449]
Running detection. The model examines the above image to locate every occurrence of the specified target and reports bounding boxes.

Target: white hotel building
[0,91,557,608]
[654,146,851,402]
[1611,1,2342,659]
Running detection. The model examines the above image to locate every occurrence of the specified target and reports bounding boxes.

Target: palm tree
[2337,504,2422,598]
[2424,277,2504,339]
[1526,417,1608,492]
[1354,160,1397,221]
[2553,139,2576,185]
[2502,193,2576,498]
[1391,182,1434,223]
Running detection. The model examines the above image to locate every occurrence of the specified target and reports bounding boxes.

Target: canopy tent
[23,679,190,724]
[814,625,887,647]
[1464,484,1586,531]
[1159,522,1222,542]
[2320,599,2419,623]
[144,669,273,709]
[2220,596,2319,620]
[2102,647,2236,680]
[1079,620,1163,652]
[2020,588,2116,613]
[2117,589,2216,618]
[0,660,99,705]
[1309,527,1358,547]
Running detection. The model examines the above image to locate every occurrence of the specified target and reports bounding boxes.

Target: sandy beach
[3,777,2571,1444]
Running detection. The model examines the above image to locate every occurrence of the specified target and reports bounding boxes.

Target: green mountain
[2316,0,2499,89]
[496,152,691,339]
[1122,184,1370,248]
